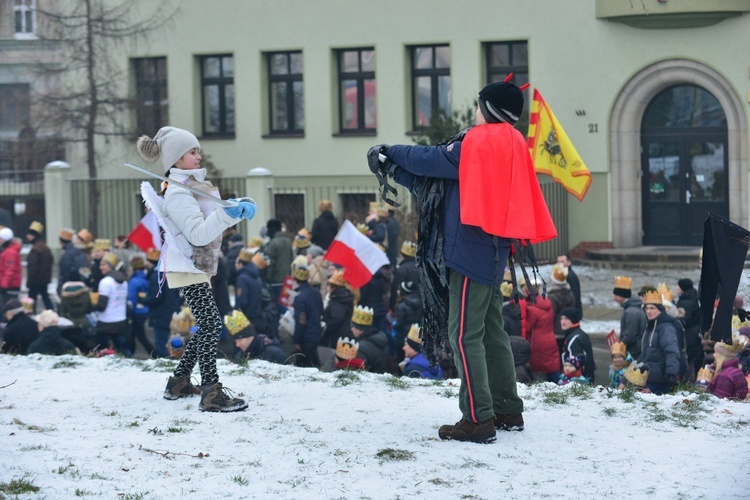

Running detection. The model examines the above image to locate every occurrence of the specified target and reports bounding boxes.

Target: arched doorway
[609,60,747,248]
[641,85,728,245]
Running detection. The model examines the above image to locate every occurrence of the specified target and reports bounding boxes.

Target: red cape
[459,123,557,243]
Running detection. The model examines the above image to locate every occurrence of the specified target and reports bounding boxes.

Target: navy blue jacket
[142,269,182,331]
[389,143,511,286]
[402,352,443,379]
[293,282,323,345]
[128,269,150,317]
[235,262,263,327]
[58,243,89,292]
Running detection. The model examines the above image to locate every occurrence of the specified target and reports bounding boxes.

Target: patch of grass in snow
[542,390,568,405]
[439,388,457,398]
[300,423,323,434]
[459,457,493,469]
[121,492,149,500]
[232,475,249,486]
[375,448,415,463]
[0,474,40,495]
[669,397,710,427]
[147,427,164,436]
[569,382,594,399]
[333,370,360,387]
[384,376,410,390]
[105,410,118,416]
[167,426,184,433]
[52,359,81,369]
[616,386,638,403]
[602,407,617,417]
[56,460,76,475]
[127,421,140,428]
[429,477,451,486]
[89,472,109,480]
[19,444,50,451]
[75,488,93,496]
[11,418,56,433]
[227,366,248,376]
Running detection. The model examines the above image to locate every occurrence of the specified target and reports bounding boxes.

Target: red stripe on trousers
[458,275,478,422]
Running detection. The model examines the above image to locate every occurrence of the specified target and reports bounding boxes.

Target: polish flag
[127,211,162,252]
[324,220,390,289]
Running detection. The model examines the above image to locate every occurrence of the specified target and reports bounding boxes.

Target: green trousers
[448,270,524,422]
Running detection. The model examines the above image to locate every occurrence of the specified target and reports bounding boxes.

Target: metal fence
[68,175,568,261]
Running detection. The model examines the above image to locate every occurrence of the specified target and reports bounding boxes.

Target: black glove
[367,144,390,174]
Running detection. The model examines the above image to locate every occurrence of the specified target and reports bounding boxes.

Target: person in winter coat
[351,305,390,374]
[127,255,155,357]
[27,310,79,356]
[509,335,533,383]
[500,275,522,337]
[292,265,323,367]
[140,249,182,358]
[675,278,702,379]
[224,232,245,286]
[87,238,110,292]
[234,248,264,330]
[382,77,553,442]
[57,281,95,351]
[557,354,590,385]
[738,326,750,376]
[707,341,748,400]
[95,252,130,356]
[639,290,681,395]
[25,221,54,312]
[0,227,22,307]
[225,310,287,365]
[137,126,253,412]
[358,263,392,335]
[321,270,354,349]
[265,219,293,301]
[383,209,401,269]
[393,280,423,362]
[557,254,582,318]
[612,276,647,359]
[389,241,419,310]
[547,263,576,350]
[57,229,89,295]
[311,200,339,250]
[524,284,561,381]
[400,324,443,379]
[560,307,596,382]
[0,299,38,354]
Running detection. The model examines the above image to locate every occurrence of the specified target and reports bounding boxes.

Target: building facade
[3,0,750,253]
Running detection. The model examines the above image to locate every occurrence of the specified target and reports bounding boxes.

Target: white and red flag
[127,210,162,252]
[324,220,389,289]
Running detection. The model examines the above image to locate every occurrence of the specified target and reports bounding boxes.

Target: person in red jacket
[0,227,22,308]
[521,278,561,381]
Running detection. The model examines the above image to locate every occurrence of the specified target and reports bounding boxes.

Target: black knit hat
[560,307,581,324]
[613,287,632,299]
[478,73,528,125]
[677,278,693,291]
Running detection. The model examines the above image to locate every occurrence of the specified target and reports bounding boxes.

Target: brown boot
[494,412,524,431]
[199,382,248,413]
[163,376,201,400]
[438,418,496,443]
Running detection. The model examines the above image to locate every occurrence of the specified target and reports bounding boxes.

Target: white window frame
[14,0,37,40]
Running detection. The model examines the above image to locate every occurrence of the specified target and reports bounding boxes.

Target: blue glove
[224,199,244,219]
[238,200,256,220]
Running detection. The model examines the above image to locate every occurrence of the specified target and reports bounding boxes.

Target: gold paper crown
[224,309,251,336]
[293,265,309,281]
[77,228,93,244]
[21,296,34,312]
[624,361,649,387]
[238,247,255,263]
[170,307,195,335]
[247,237,264,249]
[551,263,568,284]
[376,205,389,217]
[500,281,513,298]
[614,276,632,289]
[610,341,627,358]
[28,221,44,234]
[356,223,368,234]
[643,290,663,306]
[328,270,347,287]
[406,323,422,345]
[369,201,380,212]
[657,282,674,304]
[335,336,359,360]
[714,339,742,358]
[59,228,74,241]
[400,241,417,257]
[297,228,312,239]
[695,366,713,383]
[93,239,111,251]
[146,248,161,261]
[101,252,120,269]
[352,305,373,327]
[294,235,311,249]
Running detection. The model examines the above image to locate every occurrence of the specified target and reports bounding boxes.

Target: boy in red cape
[370,75,555,443]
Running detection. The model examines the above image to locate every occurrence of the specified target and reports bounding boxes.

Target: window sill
[332,131,376,138]
[197,134,236,140]
[262,133,305,139]
[405,130,427,137]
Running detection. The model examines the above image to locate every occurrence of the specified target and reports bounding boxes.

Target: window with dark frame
[267,51,304,135]
[410,44,451,130]
[134,57,168,137]
[485,41,529,134]
[200,54,235,136]
[337,48,376,133]
[340,192,376,223]
[273,193,305,235]
[0,84,30,132]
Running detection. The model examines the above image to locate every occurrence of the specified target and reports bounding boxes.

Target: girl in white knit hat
[137,126,256,412]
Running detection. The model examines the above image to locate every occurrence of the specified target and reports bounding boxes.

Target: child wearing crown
[707,340,748,400]
[334,337,365,370]
[400,324,443,379]
[608,341,632,389]
[350,305,390,374]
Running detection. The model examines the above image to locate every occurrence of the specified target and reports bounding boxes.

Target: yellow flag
[527,89,591,201]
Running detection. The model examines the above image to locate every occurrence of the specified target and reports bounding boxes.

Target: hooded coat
[356,328,389,374]
[639,312,681,385]
[311,210,339,250]
[321,286,354,348]
[620,296,647,359]
[524,295,560,373]
[0,239,22,290]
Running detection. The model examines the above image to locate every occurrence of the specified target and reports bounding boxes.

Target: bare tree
[33,0,178,232]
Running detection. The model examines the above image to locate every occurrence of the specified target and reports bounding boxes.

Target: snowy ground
[2,355,749,499]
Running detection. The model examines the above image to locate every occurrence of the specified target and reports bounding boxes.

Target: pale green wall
[61,0,750,249]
